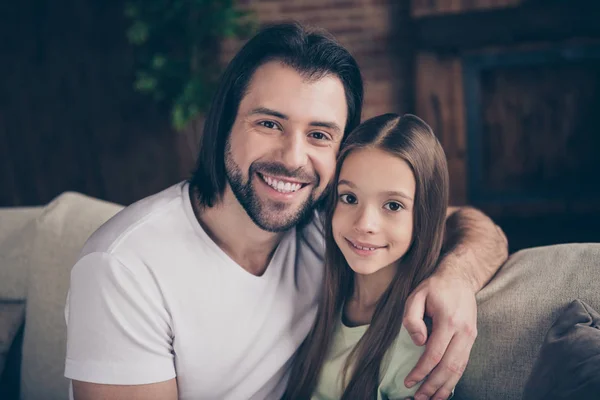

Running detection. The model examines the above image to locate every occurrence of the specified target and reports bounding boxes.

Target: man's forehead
[240,62,348,125]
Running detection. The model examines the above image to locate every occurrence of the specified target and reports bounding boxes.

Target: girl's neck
[343,263,398,327]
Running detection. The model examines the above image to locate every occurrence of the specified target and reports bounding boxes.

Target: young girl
[284,113,450,399]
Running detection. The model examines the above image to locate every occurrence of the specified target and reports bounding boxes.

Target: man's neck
[190,186,285,276]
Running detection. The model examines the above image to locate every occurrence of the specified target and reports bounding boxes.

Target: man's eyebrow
[249,107,343,135]
[310,121,342,135]
[248,107,288,120]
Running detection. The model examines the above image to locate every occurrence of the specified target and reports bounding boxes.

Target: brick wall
[411,0,522,17]
[223,0,414,120]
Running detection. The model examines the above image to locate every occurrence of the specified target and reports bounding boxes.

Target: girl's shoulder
[378,325,425,398]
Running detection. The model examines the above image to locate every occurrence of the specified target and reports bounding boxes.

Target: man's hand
[402,269,478,400]
[399,205,507,399]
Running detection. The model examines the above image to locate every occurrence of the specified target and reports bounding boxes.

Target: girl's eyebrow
[338,179,413,201]
[337,179,355,188]
[384,191,413,202]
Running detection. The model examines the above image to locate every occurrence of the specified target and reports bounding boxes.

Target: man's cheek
[321,162,338,187]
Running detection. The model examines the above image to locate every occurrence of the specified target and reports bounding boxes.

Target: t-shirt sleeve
[383,327,456,400]
[381,327,425,399]
[64,251,176,385]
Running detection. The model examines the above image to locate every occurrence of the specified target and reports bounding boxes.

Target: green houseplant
[125,0,256,130]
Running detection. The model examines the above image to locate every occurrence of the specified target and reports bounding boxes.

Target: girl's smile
[344,237,387,256]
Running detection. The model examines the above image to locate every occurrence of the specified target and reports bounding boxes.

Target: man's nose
[280,131,308,171]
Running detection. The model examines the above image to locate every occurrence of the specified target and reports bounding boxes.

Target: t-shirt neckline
[180,181,295,283]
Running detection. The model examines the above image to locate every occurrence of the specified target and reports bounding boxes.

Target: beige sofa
[0,192,599,400]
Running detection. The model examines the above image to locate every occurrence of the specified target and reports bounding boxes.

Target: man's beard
[224,142,322,232]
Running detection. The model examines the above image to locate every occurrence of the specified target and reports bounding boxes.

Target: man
[65,23,508,400]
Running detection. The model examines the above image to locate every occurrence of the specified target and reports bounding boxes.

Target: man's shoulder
[296,210,326,273]
[80,182,189,257]
[298,210,325,239]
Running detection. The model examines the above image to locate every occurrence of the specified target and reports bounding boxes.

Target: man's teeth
[263,175,302,193]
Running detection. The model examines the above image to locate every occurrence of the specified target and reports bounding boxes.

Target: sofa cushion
[523,299,600,400]
[0,207,43,300]
[457,243,600,400]
[20,192,123,400]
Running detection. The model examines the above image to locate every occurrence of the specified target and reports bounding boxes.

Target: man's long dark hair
[284,114,449,399]
[189,22,364,207]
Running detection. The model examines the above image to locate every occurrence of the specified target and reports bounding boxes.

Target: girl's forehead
[338,148,416,196]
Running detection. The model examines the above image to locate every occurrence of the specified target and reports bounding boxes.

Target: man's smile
[257,172,310,194]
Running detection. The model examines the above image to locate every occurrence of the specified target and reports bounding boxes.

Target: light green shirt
[312,316,425,400]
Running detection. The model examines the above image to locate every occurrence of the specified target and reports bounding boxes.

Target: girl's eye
[259,121,280,130]
[339,194,357,204]
[384,201,403,212]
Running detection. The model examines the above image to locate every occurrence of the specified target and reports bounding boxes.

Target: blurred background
[1,0,599,253]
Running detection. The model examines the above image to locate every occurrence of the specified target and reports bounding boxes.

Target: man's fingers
[404,323,453,388]
[403,290,428,346]
[413,333,474,399]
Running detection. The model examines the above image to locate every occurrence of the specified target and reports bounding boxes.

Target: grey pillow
[523,299,600,400]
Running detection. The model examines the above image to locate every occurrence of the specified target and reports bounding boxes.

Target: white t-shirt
[64,182,325,400]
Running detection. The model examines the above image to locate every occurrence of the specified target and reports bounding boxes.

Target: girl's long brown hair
[283,113,449,399]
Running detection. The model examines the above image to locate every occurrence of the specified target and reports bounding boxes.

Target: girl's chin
[347,262,383,276]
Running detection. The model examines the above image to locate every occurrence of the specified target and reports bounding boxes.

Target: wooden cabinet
[411,0,600,251]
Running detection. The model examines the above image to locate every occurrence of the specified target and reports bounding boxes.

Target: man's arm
[439,206,509,291]
[66,252,177,398]
[73,379,177,400]
[402,206,509,400]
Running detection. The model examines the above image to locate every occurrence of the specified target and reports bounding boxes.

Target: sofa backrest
[459,243,600,400]
[0,207,43,244]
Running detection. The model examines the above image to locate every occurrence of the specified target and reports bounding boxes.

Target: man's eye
[339,194,357,204]
[384,201,403,212]
[310,131,329,140]
[259,121,279,130]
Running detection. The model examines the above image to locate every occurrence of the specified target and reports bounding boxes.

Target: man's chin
[251,203,315,232]
[253,213,304,232]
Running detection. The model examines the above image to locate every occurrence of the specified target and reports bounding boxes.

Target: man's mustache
[251,162,318,185]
